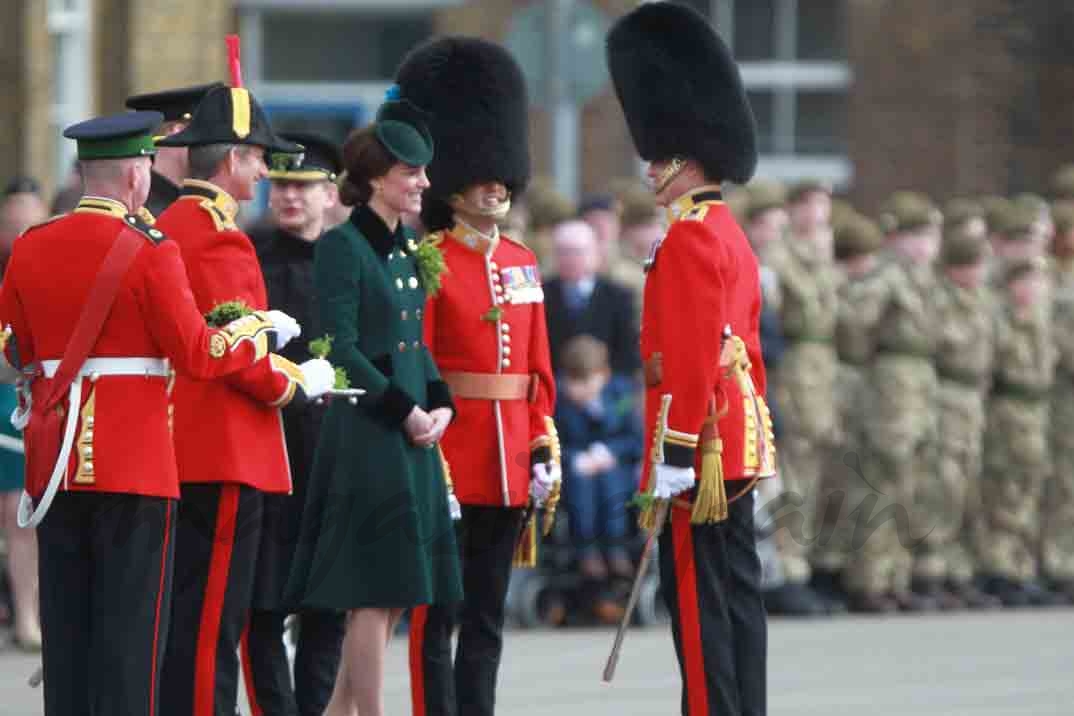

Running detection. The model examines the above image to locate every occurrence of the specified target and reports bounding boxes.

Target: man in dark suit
[544,219,639,377]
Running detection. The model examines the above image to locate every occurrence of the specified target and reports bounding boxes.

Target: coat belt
[39,356,170,379]
[441,371,536,402]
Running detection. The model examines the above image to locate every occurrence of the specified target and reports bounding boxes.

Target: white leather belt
[39,357,170,379]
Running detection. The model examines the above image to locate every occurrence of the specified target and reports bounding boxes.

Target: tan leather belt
[442,371,536,402]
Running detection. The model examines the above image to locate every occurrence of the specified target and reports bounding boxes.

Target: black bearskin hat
[606,2,757,184]
[395,36,531,231]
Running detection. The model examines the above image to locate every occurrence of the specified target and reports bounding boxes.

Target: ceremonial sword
[602,498,669,683]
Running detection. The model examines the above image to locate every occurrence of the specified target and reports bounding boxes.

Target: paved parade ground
[2,610,1073,715]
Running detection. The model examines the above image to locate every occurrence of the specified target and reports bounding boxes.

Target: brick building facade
[2,0,1073,211]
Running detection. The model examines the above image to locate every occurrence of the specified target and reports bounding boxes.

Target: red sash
[24,226,145,499]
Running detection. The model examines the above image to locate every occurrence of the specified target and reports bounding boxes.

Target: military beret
[618,184,660,229]
[125,83,226,123]
[834,213,883,260]
[744,180,787,219]
[940,229,986,266]
[995,202,1037,241]
[786,179,833,204]
[63,110,163,160]
[877,191,941,234]
[1003,255,1047,286]
[829,197,856,229]
[525,178,574,232]
[1053,204,1074,235]
[3,175,41,197]
[1050,164,1074,201]
[943,198,984,229]
[578,194,617,216]
[979,196,1011,233]
[1013,192,1050,224]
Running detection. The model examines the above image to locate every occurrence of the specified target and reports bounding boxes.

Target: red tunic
[156,180,295,493]
[0,196,266,498]
[639,186,775,491]
[423,223,556,507]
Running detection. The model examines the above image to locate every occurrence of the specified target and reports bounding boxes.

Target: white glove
[530,461,561,507]
[299,358,335,399]
[266,309,301,350]
[652,464,695,499]
[447,492,462,521]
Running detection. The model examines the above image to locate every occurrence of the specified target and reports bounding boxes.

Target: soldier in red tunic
[153,86,336,716]
[125,82,225,218]
[0,110,298,716]
[608,5,775,715]
[395,38,559,716]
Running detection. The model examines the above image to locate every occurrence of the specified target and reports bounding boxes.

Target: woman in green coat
[285,96,462,716]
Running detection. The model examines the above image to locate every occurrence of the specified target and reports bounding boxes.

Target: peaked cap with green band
[374,88,434,166]
[63,110,163,160]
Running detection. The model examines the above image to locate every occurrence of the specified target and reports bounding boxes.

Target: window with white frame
[47,0,92,186]
[683,0,852,186]
[238,1,458,141]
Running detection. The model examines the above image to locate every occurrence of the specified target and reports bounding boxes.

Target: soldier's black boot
[977,575,1031,607]
[947,578,1002,610]
[1044,577,1074,603]
[1019,580,1072,607]
[810,567,849,615]
[912,576,964,611]
[763,582,829,617]
[892,589,940,613]
[846,590,898,614]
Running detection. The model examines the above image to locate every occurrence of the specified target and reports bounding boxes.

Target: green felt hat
[374,88,434,166]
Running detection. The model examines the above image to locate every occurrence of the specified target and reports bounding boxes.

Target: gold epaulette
[682,204,711,222]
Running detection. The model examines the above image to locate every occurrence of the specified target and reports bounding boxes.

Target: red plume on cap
[226,34,244,88]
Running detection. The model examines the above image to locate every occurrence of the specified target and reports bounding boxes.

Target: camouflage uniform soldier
[944,198,988,241]
[758,180,841,614]
[988,202,1044,286]
[811,213,883,606]
[913,229,1000,608]
[1050,164,1074,212]
[977,257,1069,606]
[1043,248,1074,601]
[841,193,942,613]
[1049,206,1074,293]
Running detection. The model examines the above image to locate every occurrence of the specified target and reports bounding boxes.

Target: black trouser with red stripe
[409,505,526,716]
[38,491,176,716]
[241,608,345,716]
[161,483,263,716]
[660,484,767,716]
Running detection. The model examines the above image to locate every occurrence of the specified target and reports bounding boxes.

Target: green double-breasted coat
[284,204,462,610]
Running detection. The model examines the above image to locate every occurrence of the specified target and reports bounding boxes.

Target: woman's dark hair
[339,126,396,207]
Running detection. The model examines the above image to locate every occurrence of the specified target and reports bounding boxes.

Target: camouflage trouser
[770,341,837,584]
[912,381,985,584]
[976,396,1050,582]
[1043,386,1074,582]
[843,355,936,596]
[811,363,866,573]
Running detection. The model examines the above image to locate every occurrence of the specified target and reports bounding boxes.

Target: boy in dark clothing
[556,335,643,619]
